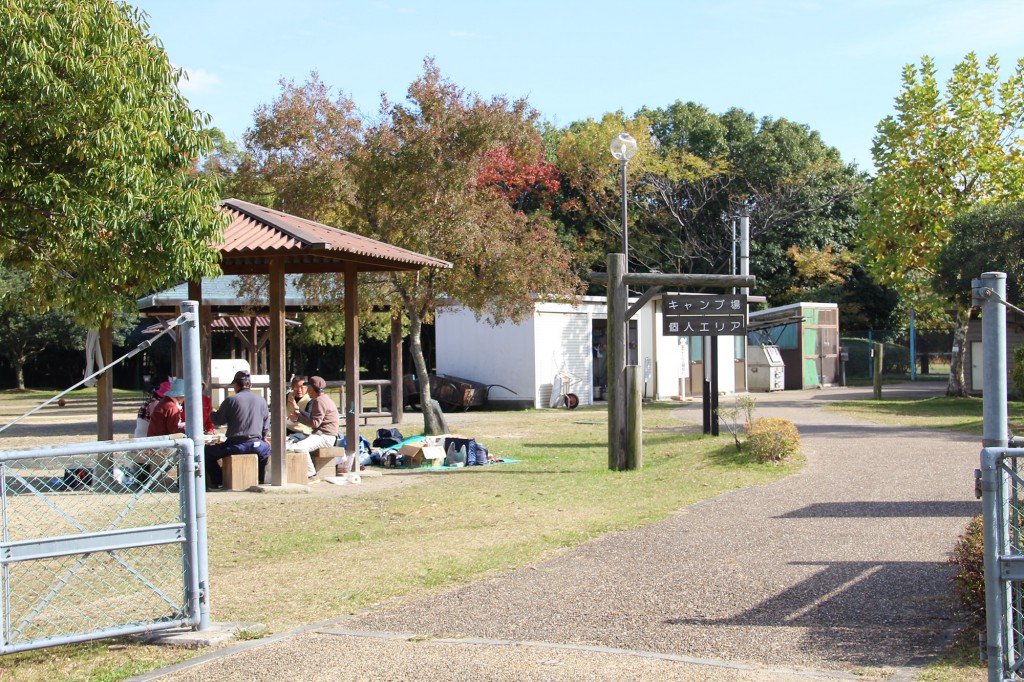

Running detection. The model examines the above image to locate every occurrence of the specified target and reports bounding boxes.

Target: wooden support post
[391,314,404,424]
[702,338,711,435]
[344,261,360,473]
[873,342,884,400]
[268,260,286,485]
[97,315,114,441]
[626,364,642,470]
[187,280,211,387]
[711,338,720,436]
[607,253,627,471]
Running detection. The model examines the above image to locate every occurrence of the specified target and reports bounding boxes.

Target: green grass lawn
[0,402,798,682]
[3,392,1001,682]
[825,394,1024,434]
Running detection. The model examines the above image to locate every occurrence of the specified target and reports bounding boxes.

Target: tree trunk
[946,305,970,397]
[13,356,26,391]
[407,310,443,434]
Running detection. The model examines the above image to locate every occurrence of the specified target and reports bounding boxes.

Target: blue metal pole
[979,273,1008,449]
[981,447,1006,681]
[977,272,1008,680]
[180,300,210,631]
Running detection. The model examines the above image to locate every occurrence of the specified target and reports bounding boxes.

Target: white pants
[290,432,337,476]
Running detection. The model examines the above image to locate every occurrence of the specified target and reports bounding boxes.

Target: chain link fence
[0,437,200,653]
[842,329,954,380]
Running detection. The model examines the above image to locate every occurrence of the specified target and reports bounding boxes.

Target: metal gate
[0,300,209,653]
[976,272,1024,680]
[0,437,202,653]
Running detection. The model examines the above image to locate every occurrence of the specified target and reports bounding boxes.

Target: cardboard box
[398,443,445,467]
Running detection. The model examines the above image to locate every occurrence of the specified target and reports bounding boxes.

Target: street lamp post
[609,133,637,269]
[608,132,638,470]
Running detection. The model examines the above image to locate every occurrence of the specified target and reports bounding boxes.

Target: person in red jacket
[201,383,215,434]
[147,378,185,437]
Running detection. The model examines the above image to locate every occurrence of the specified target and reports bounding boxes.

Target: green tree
[552,112,658,282]
[233,72,360,223]
[353,61,582,433]
[860,54,1024,396]
[0,267,84,389]
[554,104,865,303]
[0,0,225,325]
[640,103,865,297]
[0,265,138,389]
[232,62,582,433]
[781,245,900,333]
[935,201,1024,313]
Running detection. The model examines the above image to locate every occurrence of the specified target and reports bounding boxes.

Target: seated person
[205,370,271,489]
[285,375,313,442]
[147,378,185,437]
[201,382,215,435]
[134,380,170,438]
[140,378,185,485]
[288,375,339,481]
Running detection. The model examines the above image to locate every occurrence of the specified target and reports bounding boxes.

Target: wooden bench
[286,452,309,484]
[311,446,346,478]
[222,454,258,491]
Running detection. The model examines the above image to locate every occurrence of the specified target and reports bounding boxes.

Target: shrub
[716,395,757,452]
[747,417,800,463]
[949,514,986,628]
[1011,345,1024,399]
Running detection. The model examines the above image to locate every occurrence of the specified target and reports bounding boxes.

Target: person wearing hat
[147,378,186,437]
[205,370,271,489]
[288,375,339,481]
[134,379,171,438]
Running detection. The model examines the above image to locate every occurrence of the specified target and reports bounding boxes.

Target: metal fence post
[180,300,210,630]
[981,447,1007,680]
[977,272,1009,680]
[980,273,1008,450]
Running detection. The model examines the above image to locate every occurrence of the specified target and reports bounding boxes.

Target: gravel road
[133,382,981,681]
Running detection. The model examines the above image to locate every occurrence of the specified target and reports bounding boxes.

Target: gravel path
[139,382,979,681]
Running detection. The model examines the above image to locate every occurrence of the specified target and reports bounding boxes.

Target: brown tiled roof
[217,199,451,274]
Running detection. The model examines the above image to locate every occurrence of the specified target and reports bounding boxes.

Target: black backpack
[373,427,404,449]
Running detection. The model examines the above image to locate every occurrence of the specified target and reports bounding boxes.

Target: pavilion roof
[137,275,308,311]
[141,315,301,334]
[217,199,451,274]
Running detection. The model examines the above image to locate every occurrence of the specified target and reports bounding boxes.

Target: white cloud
[178,67,222,94]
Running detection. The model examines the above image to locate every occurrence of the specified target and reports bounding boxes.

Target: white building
[435,296,743,409]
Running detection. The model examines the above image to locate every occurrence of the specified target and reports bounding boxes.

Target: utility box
[747,344,785,392]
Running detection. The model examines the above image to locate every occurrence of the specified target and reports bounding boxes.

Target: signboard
[662,294,747,337]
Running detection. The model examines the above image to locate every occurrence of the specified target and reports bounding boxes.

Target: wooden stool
[311,446,346,478]
[286,452,309,484]
[222,454,257,491]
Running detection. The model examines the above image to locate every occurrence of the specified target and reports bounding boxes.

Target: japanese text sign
[662,294,747,337]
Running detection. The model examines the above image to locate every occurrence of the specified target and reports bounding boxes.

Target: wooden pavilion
[96,199,450,486]
[138,276,308,376]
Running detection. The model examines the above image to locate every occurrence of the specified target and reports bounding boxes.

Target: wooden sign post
[593,256,755,471]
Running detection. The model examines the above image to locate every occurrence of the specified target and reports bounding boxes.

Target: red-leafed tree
[476,146,561,213]
[352,60,583,433]
[225,61,584,434]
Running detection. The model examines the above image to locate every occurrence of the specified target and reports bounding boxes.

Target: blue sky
[131,0,1024,172]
